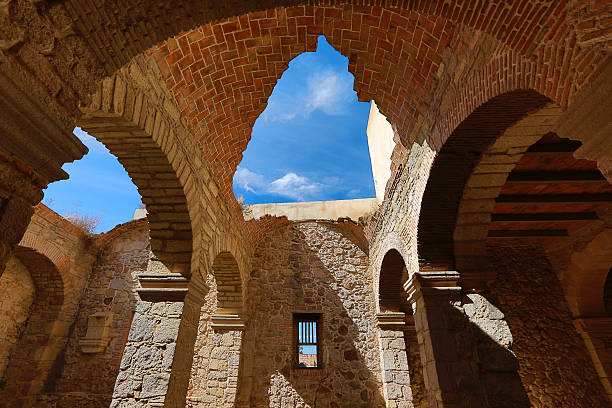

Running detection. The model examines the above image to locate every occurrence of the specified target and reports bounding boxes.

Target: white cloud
[268,173,321,200]
[234,167,321,201]
[261,68,355,123]
[305,70,353,116]
[234,167,266,193]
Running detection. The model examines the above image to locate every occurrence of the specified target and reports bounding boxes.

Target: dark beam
[524,140,581,154]
[488,229,568,238]
[496,193,612,204]
[491,212,599,222]
[506,171,606,183]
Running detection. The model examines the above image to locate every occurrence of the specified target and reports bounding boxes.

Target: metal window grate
[294,314,321,368]
[298,320,317,345]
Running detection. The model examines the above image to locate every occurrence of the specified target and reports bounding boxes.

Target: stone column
[110,271,207,408]
[165,276,208,408]
[405,271,483,408]
[377,312,414,407]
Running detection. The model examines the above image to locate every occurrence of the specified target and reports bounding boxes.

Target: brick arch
[1,246,65,404]
[212,251,243,314]
[378,249,406,313]
[431,48,605,152]
[140,3,611,201]
[453,103,564,288]
[564,229,612,317]
[78,65,195,276]
[58,0,609,83]
[417,90,551,281]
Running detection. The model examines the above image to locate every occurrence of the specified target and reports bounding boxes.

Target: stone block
[153,318,181,343]
[140,373,170,398]
[127,314,155,342]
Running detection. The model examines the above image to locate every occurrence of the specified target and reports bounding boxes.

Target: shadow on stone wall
[238,223,385,407]
[459,294,530,407]
[487,245,610,407]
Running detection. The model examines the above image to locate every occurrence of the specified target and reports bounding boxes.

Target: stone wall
[487,245,610,407]
[235,222,384,407]
[186,270,243,408]
[111,300,183,407]
[0,205,97,407]
[0,256,35,380]
[38,221,149,407]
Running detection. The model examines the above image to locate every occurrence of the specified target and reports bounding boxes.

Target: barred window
[294,314,321,368]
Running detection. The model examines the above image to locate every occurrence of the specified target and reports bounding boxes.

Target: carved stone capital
[136,273,190,302]
[376,312,406,329]
[211,314,246,330]
[405,271,461,304]
[0,68,87,186]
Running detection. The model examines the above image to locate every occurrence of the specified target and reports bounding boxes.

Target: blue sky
[43,36,374,233]
[233,36,375,204]
[42,128,142,233]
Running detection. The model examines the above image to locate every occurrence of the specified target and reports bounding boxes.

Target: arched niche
[378,249,407,313]
[211,251,243,316]
[0,246,65,403]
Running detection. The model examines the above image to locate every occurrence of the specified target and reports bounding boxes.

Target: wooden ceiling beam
[496,193,612,204]
[506,171,606,183]
[491,212,599,222]
[488,229,569,238]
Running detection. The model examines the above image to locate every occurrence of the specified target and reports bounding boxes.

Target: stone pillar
[110,271,207,408]
[377,312,414,407]
[165,275,208,408]
[406,271,483,408]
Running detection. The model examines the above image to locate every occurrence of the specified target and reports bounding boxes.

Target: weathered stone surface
[487,246,610,407]
[0,256,35,379]
[140,373,171,398]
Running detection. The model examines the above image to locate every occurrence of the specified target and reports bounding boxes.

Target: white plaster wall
[244,197,379,221]
[366,101,396,203]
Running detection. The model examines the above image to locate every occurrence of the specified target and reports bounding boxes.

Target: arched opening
[419,88,612,406]
[417,90,552,282]
[377,249,426,407]
[186,251,244,406]
[233,35,375,205]
[561,230,612,403]
[42,127,141,233]
[77,70,195,276]
[379,249,406,313]
[0,2,610,408]
[0,247,64,404]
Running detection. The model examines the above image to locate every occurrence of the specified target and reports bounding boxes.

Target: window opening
[42,127,142,233]
[295,314,321,368]
[233,35,376,204]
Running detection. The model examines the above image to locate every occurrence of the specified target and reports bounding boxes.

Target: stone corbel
[79,312,113,353]
[405,270,462,304]
[210,314,246,330]
[376,311,406,329]
[136,273,190,302]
